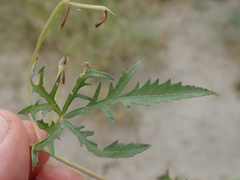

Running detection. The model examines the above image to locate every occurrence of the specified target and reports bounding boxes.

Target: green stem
[27,0,69,138]
[29,143,108,180]
[66,2,114,15]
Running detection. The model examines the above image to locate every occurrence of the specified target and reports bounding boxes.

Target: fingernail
[0,115,9,144]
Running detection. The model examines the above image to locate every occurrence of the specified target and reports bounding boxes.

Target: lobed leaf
[19,66,62,118]
[119,79,217,107]
[64,62,140,120]
[34,120,65,157]
[31,120,65,169]
[64,120,151,158]
[64,62,217,122]
[61,64,114,114]
[18,101,52,119]
[32,119,150,168]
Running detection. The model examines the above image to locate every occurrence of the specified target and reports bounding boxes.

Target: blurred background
[1,0,240,179]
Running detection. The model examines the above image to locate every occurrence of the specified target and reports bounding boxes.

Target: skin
[0,109,83,180]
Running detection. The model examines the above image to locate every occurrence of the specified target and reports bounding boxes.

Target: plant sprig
[20,1,217,179]
[20,59,216,175]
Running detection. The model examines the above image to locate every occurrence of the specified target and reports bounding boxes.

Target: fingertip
[22,120,48,143]
[0,109,30,180]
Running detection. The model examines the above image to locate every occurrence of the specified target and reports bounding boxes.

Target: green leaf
[18,101,53,119]
[31,120,64,170]
[158,171,186,180]
[158,171,175,180]
[65,62,217,122]
[106,61,140,98]
[120,79,217,107]
[19,66,62,118]
[88,68,114,80]
[64,62,140,120]
[61,64,114,114]
[31,146,39,170]
[102,140,151,158]
[64,120,151,158]
[31,67,62,114]
[33,120,65,157]
[32,119,150,167]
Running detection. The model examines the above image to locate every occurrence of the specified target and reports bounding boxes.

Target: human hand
[0,109,83,180]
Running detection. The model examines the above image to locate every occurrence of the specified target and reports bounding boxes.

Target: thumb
[0,109,30,180]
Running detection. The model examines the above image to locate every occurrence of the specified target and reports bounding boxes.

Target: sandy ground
[1,1,240,180]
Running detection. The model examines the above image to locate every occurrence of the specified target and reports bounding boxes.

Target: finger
[34,163,84,180]
[23,120,47,143]
[22,120,50,179]
[0,109,30,180]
